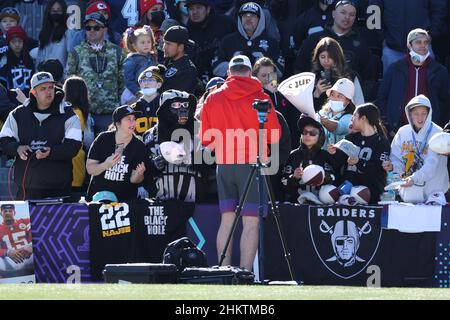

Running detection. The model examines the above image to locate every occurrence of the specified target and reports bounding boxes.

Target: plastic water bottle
[383,171,398,202]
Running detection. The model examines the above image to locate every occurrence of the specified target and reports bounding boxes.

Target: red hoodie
[200,76,281,164]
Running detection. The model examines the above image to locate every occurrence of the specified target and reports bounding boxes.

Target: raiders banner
[308,205,382,280]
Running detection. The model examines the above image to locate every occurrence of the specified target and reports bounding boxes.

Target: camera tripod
[218,99,297,284]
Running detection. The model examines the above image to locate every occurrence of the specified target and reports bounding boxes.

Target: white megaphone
[277,72,316,117]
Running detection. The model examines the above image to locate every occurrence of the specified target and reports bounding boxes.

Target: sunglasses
[171,101,189,109]
[302,129,319,137]
[85,26,102,31]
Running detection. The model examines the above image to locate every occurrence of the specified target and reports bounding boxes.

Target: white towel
[387,203,442,233]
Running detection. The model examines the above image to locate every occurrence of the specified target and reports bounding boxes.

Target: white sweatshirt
[390,100,449,198]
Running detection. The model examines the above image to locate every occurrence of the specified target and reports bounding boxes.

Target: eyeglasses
[302,129,319,137]
[85,26,102,31]
[171,101,189,109]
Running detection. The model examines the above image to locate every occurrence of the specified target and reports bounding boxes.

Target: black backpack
[162,237,207,271]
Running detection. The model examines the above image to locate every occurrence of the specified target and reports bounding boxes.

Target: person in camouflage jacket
[66,12,125,134]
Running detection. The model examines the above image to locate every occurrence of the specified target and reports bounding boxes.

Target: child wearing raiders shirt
[86,105,149,202]
[328,103,391,204]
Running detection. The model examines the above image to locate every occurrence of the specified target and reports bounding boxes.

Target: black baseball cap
[238,2,261,18]
[112,105,142,123]
[163,26,195,46]
[185,0,210,7]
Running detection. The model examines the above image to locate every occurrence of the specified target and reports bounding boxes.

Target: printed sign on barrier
[308,205,383,279]
[0,201,35,284]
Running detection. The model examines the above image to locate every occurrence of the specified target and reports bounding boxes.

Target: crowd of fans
[0,0,448,207]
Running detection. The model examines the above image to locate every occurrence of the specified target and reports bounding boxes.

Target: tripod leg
[218,165,257,267]
[262,171,298,283]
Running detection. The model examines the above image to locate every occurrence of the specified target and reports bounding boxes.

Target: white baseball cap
[229,55,252,70]
[30,71,56,89]
[326,78,355,101]
[405,94,431,111]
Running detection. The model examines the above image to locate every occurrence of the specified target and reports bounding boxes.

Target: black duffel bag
[180,265,255,285]
[162,237,208,271]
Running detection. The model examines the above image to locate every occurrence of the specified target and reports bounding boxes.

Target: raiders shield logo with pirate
[308,205,383,279]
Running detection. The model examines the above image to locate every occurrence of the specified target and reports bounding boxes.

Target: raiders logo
[259,40,269,52]
[165,67,178,78]
[19,223,26,230]
[308,205,382,279]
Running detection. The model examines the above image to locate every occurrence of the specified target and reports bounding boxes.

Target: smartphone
[115,143,124,155]
[320,70,331,85]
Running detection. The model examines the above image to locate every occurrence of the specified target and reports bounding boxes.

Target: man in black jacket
[161,26,199,94]
[186,0,235,85]
[295,1,375,86]
[0,72,82,200]
[212,2,284,77]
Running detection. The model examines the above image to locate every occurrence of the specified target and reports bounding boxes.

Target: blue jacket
[123,53,156,95]
[377,57,450,130]
[368,0,447,52]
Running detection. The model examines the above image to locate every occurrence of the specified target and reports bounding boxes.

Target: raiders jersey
[338,132,391,203]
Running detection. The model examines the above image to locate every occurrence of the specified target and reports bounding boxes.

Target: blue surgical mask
[330,100,345,113]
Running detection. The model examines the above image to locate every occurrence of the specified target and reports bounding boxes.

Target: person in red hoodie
[200,54,281,271]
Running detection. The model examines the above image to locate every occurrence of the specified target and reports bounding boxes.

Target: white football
[319,184,340,204]
[429,132,450,155]
[159,141,186,165]
[302,164,325,186]
[350,186,371,205]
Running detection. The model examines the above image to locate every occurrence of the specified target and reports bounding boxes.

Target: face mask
[330,100,345,113]
[50,13,65,23]
[409,50,430,64]
[142,87,157,96]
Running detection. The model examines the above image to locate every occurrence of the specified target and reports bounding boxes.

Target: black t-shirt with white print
[86,131,148,202]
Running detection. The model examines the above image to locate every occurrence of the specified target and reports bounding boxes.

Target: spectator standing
[121,25,158,104]
[292,0,335,50]
[35,0,73,68]
[143,89,209,202]
[252,56,300,149]
[0,7,38,63]
[66,12,125,135]
[316,78,355,149]
[185,0,235,85]
[131,64,166,135]
[0,26,34,106]
[327,103,390,204]
[161,25,199,94]
[383,95,449,204]
[295,1,375,97]
[377,28,450,135]
[212,2,284,78]
[67,1,122,52]
[282,115,335,203]
[368,0,447,75]
[200,55,281,271]
[63,76,91,193]
[0,72,82,200]
[86,105,147,202]
[311,37,364,110]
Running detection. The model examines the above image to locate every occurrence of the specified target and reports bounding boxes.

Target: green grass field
[0,284,449,300]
